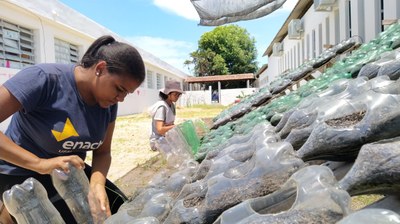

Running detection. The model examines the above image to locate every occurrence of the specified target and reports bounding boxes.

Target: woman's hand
[88,182,110,220]
[36,155,85,175]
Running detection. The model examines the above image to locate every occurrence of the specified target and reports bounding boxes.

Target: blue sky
[58,0,298,75]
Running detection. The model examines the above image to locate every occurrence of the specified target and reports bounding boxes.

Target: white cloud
[153,0,199,20]
[126,36,196,74]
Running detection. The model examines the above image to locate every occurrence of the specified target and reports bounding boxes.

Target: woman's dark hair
[80,35,145,84]
[159,91,168,101]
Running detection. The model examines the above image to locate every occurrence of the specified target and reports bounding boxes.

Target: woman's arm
[90,121,114,216]
[155,120,175,136]
[0,86,84,174]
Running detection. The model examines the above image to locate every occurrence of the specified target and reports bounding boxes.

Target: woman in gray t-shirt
[149,80,183,151]
[0,35,145,224]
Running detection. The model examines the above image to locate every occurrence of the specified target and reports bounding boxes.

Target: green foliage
[236,91,249,99]
[185,25,258,77]
[185,49,228,76]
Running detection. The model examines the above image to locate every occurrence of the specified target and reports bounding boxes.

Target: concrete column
[350,0,365,40]
[384,0,399,22]
[364,0,380,42]
[247,79,250,88]
[338,0,349,40]
[218,81,221,103]
[208,85,212,104]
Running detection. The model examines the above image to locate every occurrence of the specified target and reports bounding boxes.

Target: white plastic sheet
[190,0,287,26]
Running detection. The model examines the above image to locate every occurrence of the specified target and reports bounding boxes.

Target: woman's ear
[94,60,107,76]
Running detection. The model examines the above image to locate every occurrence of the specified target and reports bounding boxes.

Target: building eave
[263,0,314,57]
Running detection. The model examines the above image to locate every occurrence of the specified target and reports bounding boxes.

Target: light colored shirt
[149,100,175,149]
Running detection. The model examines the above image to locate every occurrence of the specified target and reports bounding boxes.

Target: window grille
[147,70,154,89]
[0,19,35,69]
[55,38,79,64]
[156,73,162,90]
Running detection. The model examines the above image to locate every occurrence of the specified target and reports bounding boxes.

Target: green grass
[177,104,228,119]
[116,104,228,123]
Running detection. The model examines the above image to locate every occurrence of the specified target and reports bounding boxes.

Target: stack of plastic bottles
[2,163,106,224]
[101,22,400,223]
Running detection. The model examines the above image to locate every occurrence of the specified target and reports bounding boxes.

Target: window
[147,70,154,89]
[156,73,162,90]
[55,38,79,64]
[0,19,34,69]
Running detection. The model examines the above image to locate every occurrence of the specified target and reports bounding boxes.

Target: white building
[0,0,188,126]
[259,0,400,87]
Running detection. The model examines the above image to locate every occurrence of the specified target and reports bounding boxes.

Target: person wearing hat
[149,80,183,151]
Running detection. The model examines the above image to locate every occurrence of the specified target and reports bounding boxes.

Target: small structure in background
[183,73,255,106]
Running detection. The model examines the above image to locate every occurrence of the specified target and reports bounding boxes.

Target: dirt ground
[113,116,215,198]
[93,106,222,198]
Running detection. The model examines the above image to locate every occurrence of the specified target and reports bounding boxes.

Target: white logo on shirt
[62,140,103,151]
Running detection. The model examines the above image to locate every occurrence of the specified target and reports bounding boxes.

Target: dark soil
[325,110,366,128]
[183,195,205,207]
[114,154,175,198]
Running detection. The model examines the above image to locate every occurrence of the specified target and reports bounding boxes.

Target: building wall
[285,9,332,67]
[180,87,256,107]
[260,0,400,88]
[0,0,188,131]
[219,88,256,106]
[259,56,280,87]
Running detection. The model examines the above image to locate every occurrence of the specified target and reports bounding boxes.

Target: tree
[185,25,258,77]
[186,49,228,77]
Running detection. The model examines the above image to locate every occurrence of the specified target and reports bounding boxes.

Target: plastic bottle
[2,177,65,224]
[51,163,107,224]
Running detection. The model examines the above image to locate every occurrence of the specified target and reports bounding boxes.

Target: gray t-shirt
[150,100,176,141]
[1,63,117,175]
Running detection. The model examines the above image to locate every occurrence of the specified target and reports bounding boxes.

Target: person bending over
[0,35,145,223]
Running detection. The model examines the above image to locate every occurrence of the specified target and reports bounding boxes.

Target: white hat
[160,80,184,95]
